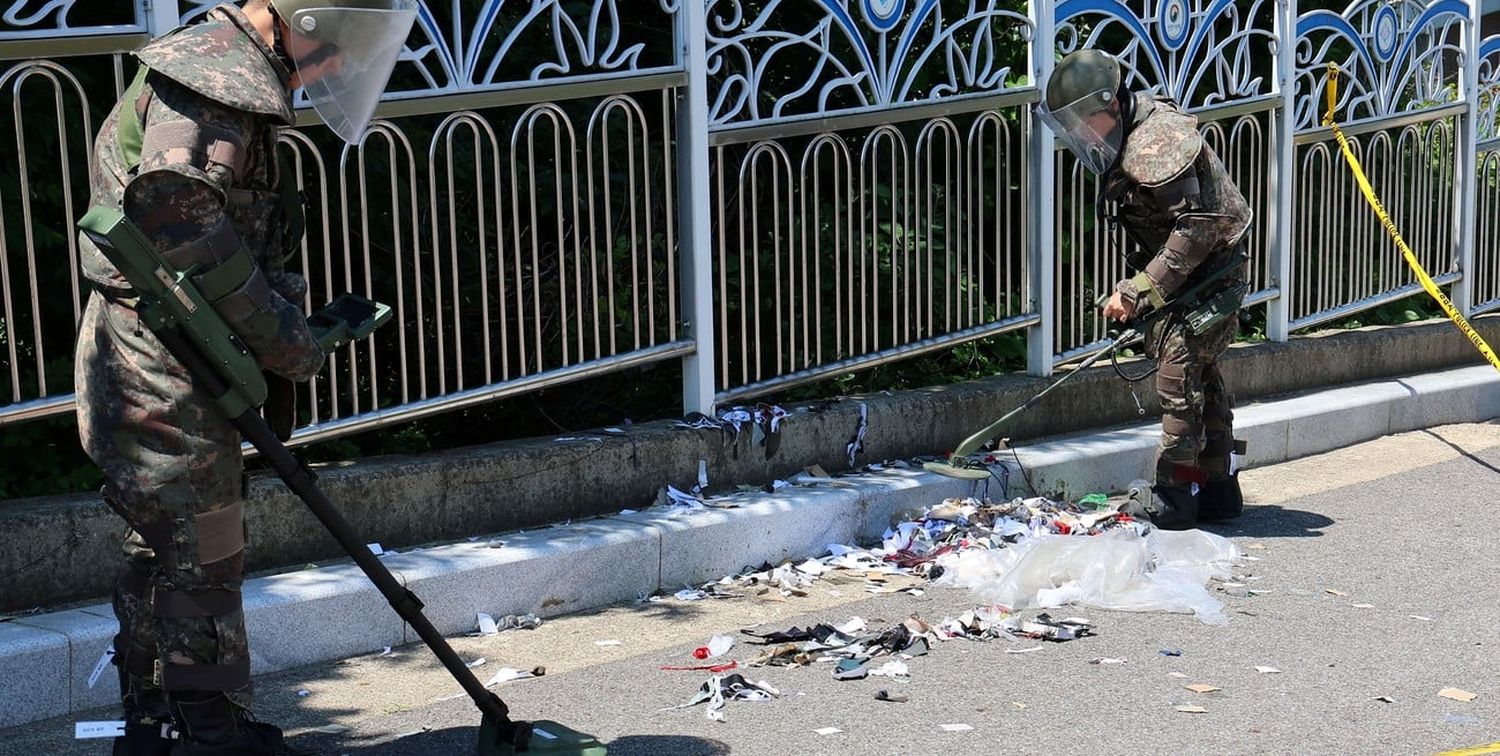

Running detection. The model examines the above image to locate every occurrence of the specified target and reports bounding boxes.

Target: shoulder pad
[1121,105,1201,187]
[135,13,293,125]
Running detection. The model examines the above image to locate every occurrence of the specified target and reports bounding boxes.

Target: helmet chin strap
[268,7,297,72]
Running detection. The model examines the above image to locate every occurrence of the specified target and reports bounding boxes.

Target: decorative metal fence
[0,0,1494,444]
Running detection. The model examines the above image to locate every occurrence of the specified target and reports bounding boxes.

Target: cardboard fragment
[1440,688,1478,703]
[1185,684,1221,693]
[1175,706,1208,714]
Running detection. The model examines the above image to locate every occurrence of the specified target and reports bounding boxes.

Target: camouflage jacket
[77,3,323,381]
[1103,95,1253,310]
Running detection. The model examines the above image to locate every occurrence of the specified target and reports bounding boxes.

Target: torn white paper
[814,727,843,736]
[87,646,116,690]
[465,658,486,669]
[939,723,974,732]
[367,543,384,556]
[477,613,500,636]
[75,721,126,739]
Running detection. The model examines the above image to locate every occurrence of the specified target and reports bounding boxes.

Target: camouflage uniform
[73,1,323,739]
[1103,94,1252,526]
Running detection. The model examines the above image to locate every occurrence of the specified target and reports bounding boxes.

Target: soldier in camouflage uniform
[1039,50,1252,529]
[74,2,415,753]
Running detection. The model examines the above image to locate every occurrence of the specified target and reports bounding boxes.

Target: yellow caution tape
[1322,64,1500,373]
[1436,742,1500,756]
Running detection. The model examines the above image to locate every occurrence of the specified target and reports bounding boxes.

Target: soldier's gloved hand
[264,373,297,442]
[267,270,309,306]
[1102,290,1136,323]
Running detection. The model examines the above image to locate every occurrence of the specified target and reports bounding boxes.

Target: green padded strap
[116,66,152,172]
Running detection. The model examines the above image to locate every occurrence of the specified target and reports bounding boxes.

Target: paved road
[9,423,1500,756]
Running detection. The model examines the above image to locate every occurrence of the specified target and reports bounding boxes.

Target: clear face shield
[283,2,418,144]
[1037,88,1125,175]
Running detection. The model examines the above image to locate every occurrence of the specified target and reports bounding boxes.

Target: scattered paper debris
[1005,647,1044,654]
[1175,705,1208,714]
[1325,589,1347,596]
[814,727,843,735]
[1168,672,1190,679]
[596,640,623,647]
[939,723,974,732]
[367,543,384,556]
[619,509,637,515]
[465,658,486,669]
[75,722,126,740]
[1440,688,1478,703]
[1185,684,1221,693]
[1410,615,1433,622]
[675,588,710,601]
[1254,666,1281,674]
[378,646,393,657]
[1089,657,1128,665]
[297,689,311,698]
[87,646,117,689]
[1011,701,1029,710]
[869,661,910,678]
[1246,544,1267,550]
[1351,603,1375,609]
[485,667,545,686]
[477,613,500,636]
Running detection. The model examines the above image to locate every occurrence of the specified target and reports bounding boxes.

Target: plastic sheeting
[934,528,1240,624]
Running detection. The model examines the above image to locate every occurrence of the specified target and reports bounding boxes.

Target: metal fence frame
[0,0,1494,444]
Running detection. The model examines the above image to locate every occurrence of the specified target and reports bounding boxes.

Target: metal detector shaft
[153,326,523,745]
[947,327,1141,459]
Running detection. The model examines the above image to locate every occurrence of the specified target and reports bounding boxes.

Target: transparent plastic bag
[935,529,1240,625]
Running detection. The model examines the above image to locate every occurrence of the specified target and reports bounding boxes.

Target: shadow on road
[1422,429,1500,476]
[295,726,731,755]
[1202,503,1335,539]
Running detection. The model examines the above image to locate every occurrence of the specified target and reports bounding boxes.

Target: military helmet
[268,0,419,144]
[1038,50,1127,175]
[1044,50,1122,112]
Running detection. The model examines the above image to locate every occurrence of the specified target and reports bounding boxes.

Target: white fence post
[676,0,717,415]
[1453,0,1480,316]
[1027,0,1057,377]
[1267,0,1296,342]
[143,0,181,37]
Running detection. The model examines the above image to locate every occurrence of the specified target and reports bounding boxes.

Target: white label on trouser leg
[75,721,127,739]
[87,645,116,689]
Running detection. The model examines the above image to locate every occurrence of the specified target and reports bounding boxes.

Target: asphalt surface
[8,423,1500,756]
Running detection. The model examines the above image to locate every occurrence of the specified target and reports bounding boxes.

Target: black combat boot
[113,632,174,756]
[1121,480,1200,530]
[167,692,301,755]
[1197,474,1243,521]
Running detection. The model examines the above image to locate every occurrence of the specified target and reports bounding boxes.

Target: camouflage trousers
[1146,308,1237,487]
[75,293,254,711]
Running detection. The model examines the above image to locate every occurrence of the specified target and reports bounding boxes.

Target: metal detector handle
[151,325,529,751]
[945,326,1141,462]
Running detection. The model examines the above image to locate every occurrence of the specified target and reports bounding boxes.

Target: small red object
[692,647,710,659]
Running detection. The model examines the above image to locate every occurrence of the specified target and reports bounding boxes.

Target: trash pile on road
[657,495,1241,624]
[648,494,1242,719]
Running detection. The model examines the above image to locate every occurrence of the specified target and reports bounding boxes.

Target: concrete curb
[3,364,1496,730]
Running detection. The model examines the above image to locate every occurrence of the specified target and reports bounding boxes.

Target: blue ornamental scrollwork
[1294,0,1469,132]
[705,0,1033,129]
[181,0,679,101]
[1479,35,1500,143]
[1054,0,1276,110]
[0,0,142,37]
